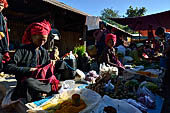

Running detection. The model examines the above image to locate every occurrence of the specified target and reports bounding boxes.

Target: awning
[109,10,170,30]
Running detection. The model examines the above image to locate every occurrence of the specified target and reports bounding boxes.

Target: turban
[105,33,117,46]
[136,43,144,48]
[22,20,51,44]
[0,0,8,8]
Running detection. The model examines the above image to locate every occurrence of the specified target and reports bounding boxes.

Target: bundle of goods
[92,95,142,113]
[86,70,138,99]
[26,88,101,113]
[86,72,110,95]
[55,94,86,113]
[136,71,158,78]
[99,63,118,76]
[85,70,99,83]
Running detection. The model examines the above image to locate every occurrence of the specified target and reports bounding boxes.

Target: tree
[100,8,120,25]
[126,6,147,17]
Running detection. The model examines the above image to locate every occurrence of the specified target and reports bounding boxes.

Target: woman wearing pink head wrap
[102,33,125,70]
[22,20,51,45]
[5,20,59,102]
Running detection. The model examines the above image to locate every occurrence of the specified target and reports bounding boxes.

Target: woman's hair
[155,27,165,36]
[0,0,8,8]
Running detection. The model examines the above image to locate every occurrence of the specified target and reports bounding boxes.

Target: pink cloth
[31,63,59,92]
[22,20,51,44]
[2,52,10,63]
[105,33,117,46]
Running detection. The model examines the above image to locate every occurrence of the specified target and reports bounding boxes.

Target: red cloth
[2,17,11,63]
[105,33,117,46]
[2,52,10,63]
[31,63,60,92]
[0,0,8,8]
[22,20,51,44]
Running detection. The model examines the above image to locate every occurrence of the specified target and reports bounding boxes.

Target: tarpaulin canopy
[109,10,170,30]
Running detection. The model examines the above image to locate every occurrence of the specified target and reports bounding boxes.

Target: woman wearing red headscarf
[102,33,125,70]
[0,0,10,71]
[5,20,59,102]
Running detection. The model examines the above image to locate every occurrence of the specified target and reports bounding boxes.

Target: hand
[0,35,2,40]
[30,68,38,71]
[51,60,56,66]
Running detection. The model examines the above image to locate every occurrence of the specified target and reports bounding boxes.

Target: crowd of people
[0,0,169,110]
[93,21,170,79]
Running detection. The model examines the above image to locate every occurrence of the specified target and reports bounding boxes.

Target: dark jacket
[5,44,50,81]
[0,12,9,53]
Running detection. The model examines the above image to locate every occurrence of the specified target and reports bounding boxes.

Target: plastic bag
[99,63,118,76]
[91,95,142,113]
[137,83,155,101]
[137,86,156,109]
[138,95,156,109]
[58,80,75,94]
[27,88,101,113]
[85,70,99,83]
[104,80,114,92]
[125,99,147,112]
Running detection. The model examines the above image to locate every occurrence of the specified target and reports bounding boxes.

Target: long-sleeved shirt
[0,12,9,53]
[102,47,125,69]
[5,44,50,81]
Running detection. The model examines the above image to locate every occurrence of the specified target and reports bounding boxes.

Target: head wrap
[0,0,8,8]
[136,43,144,48]
[105,33,117,46]
[22,20,51,44]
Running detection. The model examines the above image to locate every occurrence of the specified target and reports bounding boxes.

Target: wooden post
[138,30,141,42]
[83,25,87,47]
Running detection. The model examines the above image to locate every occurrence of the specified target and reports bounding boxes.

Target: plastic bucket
[60,59,77,80]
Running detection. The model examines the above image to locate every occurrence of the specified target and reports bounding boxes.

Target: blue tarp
[132,36,160,40]
[148,95,164,113]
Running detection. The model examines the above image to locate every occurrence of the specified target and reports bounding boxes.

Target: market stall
[1,45,165,113]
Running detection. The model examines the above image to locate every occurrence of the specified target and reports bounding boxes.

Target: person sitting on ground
[129,43,148,63]
[102,33,125,71]
[4,20,59,102]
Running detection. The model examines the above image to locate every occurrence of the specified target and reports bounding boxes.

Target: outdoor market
[0,0,169,113]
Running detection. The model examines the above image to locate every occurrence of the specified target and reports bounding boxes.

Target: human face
[0,3,4,12]
[138,46,144,51]
[31,35,48,47]
[107,39,114,48]
[100,23,106,29]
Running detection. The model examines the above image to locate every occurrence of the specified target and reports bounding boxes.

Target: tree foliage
[100,8,125,30]
[126,5,147,17]
[100,6,147,33]
[100,8,120,25]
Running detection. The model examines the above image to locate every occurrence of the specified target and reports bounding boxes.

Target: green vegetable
[73,45,86,57]
[125,80,139,87]
[141,82,159,93]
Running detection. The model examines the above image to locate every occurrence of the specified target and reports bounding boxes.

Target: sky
[58,0,170,17]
